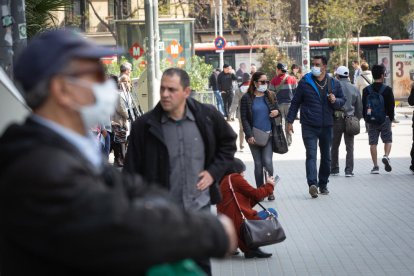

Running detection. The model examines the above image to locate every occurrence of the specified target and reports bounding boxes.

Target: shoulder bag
[271,117,288,154]
[252,127,270,147]
[228,175,286,248]
[345,116,360,135]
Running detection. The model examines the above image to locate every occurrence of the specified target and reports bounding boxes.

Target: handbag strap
[228,175,275,219]
[228,175,247,220]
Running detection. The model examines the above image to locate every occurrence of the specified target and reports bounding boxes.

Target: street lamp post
[300,0,310,73]
[144,0,157,109]
[11,0,27,59]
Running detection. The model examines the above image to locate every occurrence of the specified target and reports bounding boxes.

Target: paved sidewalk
[212,108,414,276]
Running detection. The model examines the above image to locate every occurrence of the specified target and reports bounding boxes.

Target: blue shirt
[252,96,271,131]
[31,114,103,170]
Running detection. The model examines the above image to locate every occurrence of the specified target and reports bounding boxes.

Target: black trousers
[221,90,234,118]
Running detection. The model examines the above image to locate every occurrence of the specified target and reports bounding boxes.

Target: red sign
[129,43,144,60]
[166,40,183,59]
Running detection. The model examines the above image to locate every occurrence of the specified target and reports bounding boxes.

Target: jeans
[301,124,333,189]
[103,132,111,159]
[331,117,355,173]
[248,138,274,188]
[214,90,225,115]
[257,208,278,219]
[221,91,234,118]
[279,103,292,146]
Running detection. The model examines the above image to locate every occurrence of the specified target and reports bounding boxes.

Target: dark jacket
[240,90,280,140]
[408,85,414,126]
[362,82,395,122]
[286,72,346,127]
[217,71,237,92]
[124,97,237,205]
[0,117,229,276]
[209,72,219,91]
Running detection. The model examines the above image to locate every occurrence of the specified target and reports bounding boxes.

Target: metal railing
[191,89,217,106]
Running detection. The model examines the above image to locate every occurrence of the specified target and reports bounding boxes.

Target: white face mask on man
[66,78,119,130]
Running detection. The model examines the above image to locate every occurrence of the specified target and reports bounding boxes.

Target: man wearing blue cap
[0,29,236,275]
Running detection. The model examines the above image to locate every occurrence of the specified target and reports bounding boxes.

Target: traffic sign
[166,40,183,59]
[214,36,226,50]
[129,43,144,60]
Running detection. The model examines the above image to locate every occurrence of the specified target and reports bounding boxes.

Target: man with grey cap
[0,29,236,275]
[331,66,362,177]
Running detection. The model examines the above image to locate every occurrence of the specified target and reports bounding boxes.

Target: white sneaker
[382,155,392,172]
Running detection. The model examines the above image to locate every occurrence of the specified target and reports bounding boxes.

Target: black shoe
[410,165,414,174]
[244,248,272,259]
[319,187,330,195]
[345,172,354,177]
[330,167,339,176]
[267,194,275,201]
[232,250,240,255]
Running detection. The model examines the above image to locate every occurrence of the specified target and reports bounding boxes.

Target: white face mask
[257,84,268,92]
[311,66,322,77]
[67,78,119,130]
[240,85,249,93]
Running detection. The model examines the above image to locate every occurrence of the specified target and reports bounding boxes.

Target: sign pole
[218,0,223,69]
[300,0,310,73]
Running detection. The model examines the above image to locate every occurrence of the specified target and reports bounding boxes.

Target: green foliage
[26,0,72,38]
[186,56,213,92]
[257,47,291,80]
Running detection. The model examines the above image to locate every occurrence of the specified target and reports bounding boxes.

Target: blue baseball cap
[14,29,123,92]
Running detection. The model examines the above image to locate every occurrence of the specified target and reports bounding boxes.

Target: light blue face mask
[311,66,321,77]
[257,84,267,92]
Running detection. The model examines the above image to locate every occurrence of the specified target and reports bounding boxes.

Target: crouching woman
[217,158,277,259]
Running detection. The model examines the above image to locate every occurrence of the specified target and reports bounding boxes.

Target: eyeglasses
[62,66,106,82]
[256,80,269,85]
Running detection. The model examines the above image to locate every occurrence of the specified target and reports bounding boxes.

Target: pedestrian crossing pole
[300,0,310,74]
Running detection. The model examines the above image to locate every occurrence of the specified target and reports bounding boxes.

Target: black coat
[240,90,280,140]
[409,86,414,126]
[124,97,237,204]
[0,117,229,276]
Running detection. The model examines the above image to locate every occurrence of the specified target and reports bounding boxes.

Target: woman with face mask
[240,72,280,201]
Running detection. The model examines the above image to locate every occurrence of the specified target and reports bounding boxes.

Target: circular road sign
[214,36,227,50]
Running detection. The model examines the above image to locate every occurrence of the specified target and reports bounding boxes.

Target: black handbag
[228,175,286,248]
[345,116,360,135]
[271,117,288,154]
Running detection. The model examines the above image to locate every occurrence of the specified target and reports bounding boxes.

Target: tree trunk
[87,0,116,40]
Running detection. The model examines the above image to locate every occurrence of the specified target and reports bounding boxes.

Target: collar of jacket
[303,72,334,99]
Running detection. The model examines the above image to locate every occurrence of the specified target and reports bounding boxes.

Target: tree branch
[86,0,117,40]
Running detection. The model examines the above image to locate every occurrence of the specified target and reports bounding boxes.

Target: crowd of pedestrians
[0,28,413,276]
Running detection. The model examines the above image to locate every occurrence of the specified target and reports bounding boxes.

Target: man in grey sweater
[331,66,362,177]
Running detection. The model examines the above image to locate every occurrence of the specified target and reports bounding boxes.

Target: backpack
[365,84,386,124]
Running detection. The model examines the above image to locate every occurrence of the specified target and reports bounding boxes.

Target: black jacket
[240,90,280,140]
[217,71,237,92]
[209,72,219,91]
[0,117,229,276]
[124,97,237,204]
